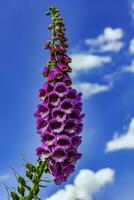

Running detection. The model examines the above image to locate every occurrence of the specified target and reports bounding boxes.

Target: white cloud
[45,168,115,200]
[85,27,124,52]
[105,118,134,152]
[70,53,111,76]
[73,82,111,98]
[130,1,134,20]
[100,41,124,52]
[86,27,123,44]
[129,38,134,54]
[0,174,9,181]
[123,60,134,73]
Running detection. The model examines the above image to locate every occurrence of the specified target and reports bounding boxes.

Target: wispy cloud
[129,38,134,54]
[129,0,134,21]
[0,174,9,182]
[105,118,134,152]
[70,53,111,77]
[85,27,124,52]
[123,60,134,73]
[45,168,115,200]
[122,33,134,73]
[73,82,111,99]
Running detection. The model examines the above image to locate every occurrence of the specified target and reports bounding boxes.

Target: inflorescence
[34,6,84,185]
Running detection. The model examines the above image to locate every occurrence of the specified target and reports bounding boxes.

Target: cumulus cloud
[70,53,111,76]
[129,38,134,54]
[105,118,134,152]
[85,27,124,52]
[73,82,111,99]
[0,174,9,181]
[123,60,134,73]
[45,168,115,200]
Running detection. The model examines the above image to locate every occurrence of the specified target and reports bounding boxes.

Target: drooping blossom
[34,6,84,185]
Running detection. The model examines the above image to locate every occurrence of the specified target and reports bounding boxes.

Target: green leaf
[26,170,33,180]
[17,186,25,196]
[32,175,39,184]
[11,192,20,200]
[49,6,56,11]
[34,186,40,196]
[39,185,47,188]
[18,176,26,186]
[26,163,36,173]
[45,12,51,16]
[25,185,31,192]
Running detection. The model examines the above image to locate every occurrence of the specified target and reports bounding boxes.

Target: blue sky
[0,0,134,199]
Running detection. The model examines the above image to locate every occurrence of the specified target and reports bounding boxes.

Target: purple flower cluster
[35,80,84,184]
[34,6,84,184]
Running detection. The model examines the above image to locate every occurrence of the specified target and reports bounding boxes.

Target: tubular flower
[34,6,84,185]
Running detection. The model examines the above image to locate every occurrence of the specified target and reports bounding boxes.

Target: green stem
[51,7,56,47]
[51,12,57,63]
[26,160,46,200]
[52,21,55,47]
